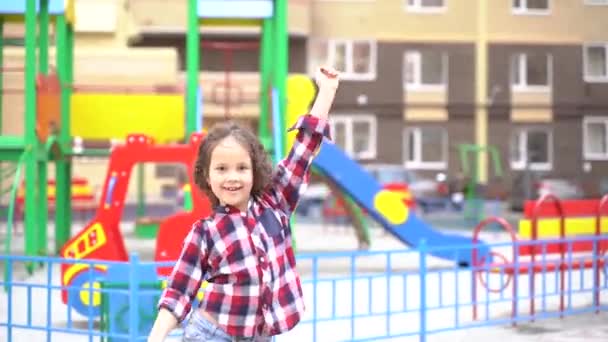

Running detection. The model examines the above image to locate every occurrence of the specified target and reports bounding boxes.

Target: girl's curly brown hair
[194,121,273,208]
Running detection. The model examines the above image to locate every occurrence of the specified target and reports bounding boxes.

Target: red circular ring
[476,251,513,293]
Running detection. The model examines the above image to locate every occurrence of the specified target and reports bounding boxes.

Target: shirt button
[259,256,265,263]
[225,207,230,213]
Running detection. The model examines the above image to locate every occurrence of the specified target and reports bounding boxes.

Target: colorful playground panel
[523,198,608,218]
[518,198,608,255]
[71,93,185,143]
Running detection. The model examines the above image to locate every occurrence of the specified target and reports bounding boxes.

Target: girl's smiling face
[206,135,254,212]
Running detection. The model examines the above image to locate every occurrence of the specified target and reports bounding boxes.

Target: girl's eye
[239,165,249,171]
[215,166,226,171]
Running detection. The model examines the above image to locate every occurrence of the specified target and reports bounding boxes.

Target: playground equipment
[0,1,187,264]
[471,194,608,320]
[0,0,76,262]
[313,141,492,266]
[70,87,185,143]
[319,173,372,250]
[59,133,212,316]
[185,0,289,156]
[2,155,25,291]
[457,143,504,223]
[71,84,188,233]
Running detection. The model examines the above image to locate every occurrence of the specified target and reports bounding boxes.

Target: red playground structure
[59,133,212,316]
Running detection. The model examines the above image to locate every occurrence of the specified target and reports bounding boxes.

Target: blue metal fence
[1,236,607,341]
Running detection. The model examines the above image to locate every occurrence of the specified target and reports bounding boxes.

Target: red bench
[471,194,608,320]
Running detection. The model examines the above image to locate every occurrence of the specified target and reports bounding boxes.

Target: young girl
[148,66,339,342]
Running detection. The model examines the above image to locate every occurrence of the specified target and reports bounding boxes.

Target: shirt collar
[213,198,254,214]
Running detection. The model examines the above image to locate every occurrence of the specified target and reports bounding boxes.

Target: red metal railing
[471,216,517,321]
[529,194,566,320]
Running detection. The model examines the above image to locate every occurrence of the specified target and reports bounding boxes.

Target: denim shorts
[182,310,271,342]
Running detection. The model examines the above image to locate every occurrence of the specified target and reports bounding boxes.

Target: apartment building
[5,0,608,198]
[128,0,608,193]
[303,0,608,195]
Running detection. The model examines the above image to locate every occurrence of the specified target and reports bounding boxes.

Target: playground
[1,0,608,341]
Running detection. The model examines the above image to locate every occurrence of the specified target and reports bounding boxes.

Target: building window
[404,51,448,90]
[329,115,377,160]
[308,39,376,81]
[406,0,446,12]
[583,117,608,160]
[510,128,553,170]
[584,44,608,82]
[403,127,448,169]
[511,53,552,91]
[512,0,550,14]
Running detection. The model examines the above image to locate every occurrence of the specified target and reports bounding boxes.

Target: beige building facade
[4,0,608,203]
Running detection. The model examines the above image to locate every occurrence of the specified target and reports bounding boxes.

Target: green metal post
[55,15,73,252]
[186,0,200,138]
[271,0,293,248]
[272,0,288,159]
[136,163,145,219]
[4,152,26,291]
[258,18,273,151]
[0,18,4,131]
[183,184,193,211]
[24,0,39,260]
[0,19,4,191]
[37,0,50,256]
[39,0,49,75]
[458,144,504,224]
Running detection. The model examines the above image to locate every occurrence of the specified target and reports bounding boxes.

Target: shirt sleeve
[264,114,331,214]
[157,220,208,323]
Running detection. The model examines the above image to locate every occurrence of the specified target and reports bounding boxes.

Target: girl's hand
[315,66,339,91]
[309,66,339,120]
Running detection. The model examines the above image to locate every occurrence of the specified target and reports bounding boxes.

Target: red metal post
[530,194,565,320]
[224,49,233,118]
[199,40,260,120]
[595,195,608,313]
[471,216,517,321]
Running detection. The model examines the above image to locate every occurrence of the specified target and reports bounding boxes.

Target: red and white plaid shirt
[158,114,331,338]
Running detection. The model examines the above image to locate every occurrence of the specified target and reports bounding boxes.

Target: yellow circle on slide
[373,190,409,225]
[80,281,102,307]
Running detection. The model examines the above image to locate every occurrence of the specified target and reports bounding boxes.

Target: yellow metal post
[475,0,488,183]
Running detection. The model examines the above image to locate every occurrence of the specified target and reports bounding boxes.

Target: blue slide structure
[312,141,491,266]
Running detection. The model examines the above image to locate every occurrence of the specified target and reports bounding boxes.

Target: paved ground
[429,312,608,342]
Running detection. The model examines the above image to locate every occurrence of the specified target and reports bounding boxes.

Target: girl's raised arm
[309,67,339,120]
[264,67,339,214]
